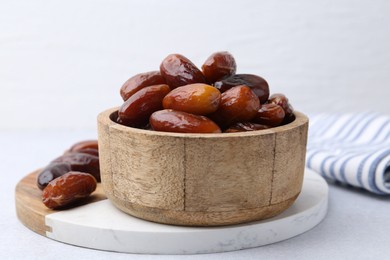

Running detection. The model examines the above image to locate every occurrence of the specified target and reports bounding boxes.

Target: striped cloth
[306,112,390,195]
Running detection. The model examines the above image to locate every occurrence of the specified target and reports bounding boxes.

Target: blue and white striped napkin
[306,112,390,195]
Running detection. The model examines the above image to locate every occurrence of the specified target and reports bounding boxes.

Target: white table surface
[1,129,389,260]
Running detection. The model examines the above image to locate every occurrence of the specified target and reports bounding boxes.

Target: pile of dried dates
[116,52,295,133]
[37,140,100,209]
[37,51,296,210]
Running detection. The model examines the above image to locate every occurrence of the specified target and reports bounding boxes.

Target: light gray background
[1,0,389,259]
[1,0,390,130]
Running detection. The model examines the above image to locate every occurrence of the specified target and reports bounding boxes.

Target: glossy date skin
[162,83,221,115]
[214,74,269,104]
[150,109,221,133]
[37,139,101,190]
[120,71,166,101]
[201,51,236,83]
[253,103,285,127]
[209,85,260,128]
[37,163,72,190]
[114,52,297,133]
[51,153,100,182]
[267,93,295,123]
[160,54,206,89]
[117,84,171,128]
[225,122,270,133]
[42,172,97,209]
[67,140,98,154]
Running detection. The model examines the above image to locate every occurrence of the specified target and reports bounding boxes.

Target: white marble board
[43,168,328,254]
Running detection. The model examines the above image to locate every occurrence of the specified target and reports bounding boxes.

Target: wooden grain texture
[271,120,308,204]
[15,170,107,236]
[110,127,185,210]
[110,193,299,226]
[184,135,274,212]
[98,108,309,226]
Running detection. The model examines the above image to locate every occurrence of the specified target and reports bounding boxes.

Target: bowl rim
[98,107,309,139]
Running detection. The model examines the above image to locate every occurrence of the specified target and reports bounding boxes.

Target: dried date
[209,85,260,128]
[68,140,98,153]
[51,153,100,182]
[253,103,285,127]
[69,148,99,157]
[37,163,72,190]
[214,74,269,103]
[162,83,221,115]
[267,93,295,123]
[201,51,236,83]
[225,122,270,133]
[160,54,206,88]
[117,84,170,128]
[150,109,221,133]
[120,71,166,101]
[42,172,97,209]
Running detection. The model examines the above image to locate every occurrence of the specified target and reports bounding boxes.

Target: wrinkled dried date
[68,140,98,153]
[160,54,206,89]
[69,148,99,157]
[225,122,270,133]
[283,103,295,124]
[42,172,97,209]
[150,109,221,133]
[120,71,166,101]
[201,51,236,83]
[162,83,221,115]
[51,153,100,182]
[116,52,296,133]
[117,84,170,128]
[253,103,285,127]
[209,85,260,128]
[268,93,294,119]
[66,140,99,156]
[214,74,269,103]
[37,163,72,190]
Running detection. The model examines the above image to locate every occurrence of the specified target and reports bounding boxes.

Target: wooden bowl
[97,107,309,226]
